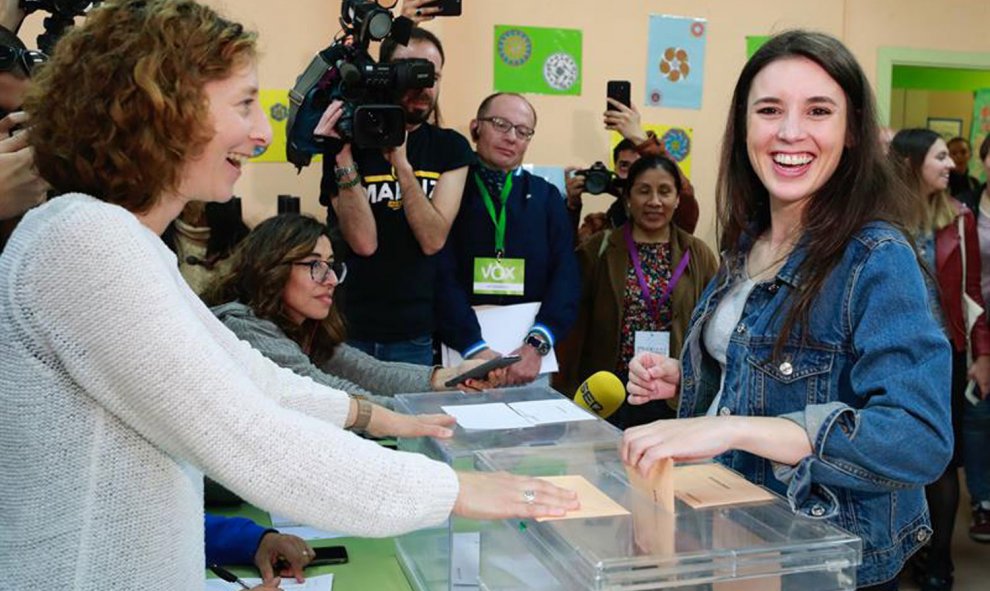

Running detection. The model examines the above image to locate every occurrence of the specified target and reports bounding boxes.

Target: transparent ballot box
[475,444,862,591]
[393,386,622,591]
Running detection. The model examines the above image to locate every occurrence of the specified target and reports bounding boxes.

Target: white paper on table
[205,573,333,590]
[507,399,596,425]
[442,400,593,430]
[440,402,533,430]
[269,514,344,541]
[441,302,558,374]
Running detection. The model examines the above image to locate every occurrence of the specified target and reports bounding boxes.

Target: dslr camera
[285,0,435,170]
[19,0,99,55]
[574,161,624,196]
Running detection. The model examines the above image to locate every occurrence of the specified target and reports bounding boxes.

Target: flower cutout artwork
[543,52,579,91]
[661,128,691,162]
[659,47,690,82]
[498,29,532,67]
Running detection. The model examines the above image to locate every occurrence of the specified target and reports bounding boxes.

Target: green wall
[893,65,990,92]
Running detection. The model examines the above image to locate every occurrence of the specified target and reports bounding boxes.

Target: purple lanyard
[623,223,691,323]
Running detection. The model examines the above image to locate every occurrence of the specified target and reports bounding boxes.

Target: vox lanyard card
[634,330,670,357]
[473,257,525,295]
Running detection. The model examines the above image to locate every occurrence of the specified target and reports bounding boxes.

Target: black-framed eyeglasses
[291,259,347,284]
[479,116,535,140]
[0,46,47,77]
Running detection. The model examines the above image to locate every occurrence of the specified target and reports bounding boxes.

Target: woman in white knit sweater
[0,2,577,589]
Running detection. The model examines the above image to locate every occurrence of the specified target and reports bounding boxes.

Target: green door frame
[876,47,990,125]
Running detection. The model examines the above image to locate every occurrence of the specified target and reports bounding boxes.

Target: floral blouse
[617,241,673,377]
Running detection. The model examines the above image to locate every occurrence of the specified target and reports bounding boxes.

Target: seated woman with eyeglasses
[205,213,499,407]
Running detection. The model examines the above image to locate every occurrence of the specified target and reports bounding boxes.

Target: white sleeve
[204,312,352,427]
[20,203,458,536]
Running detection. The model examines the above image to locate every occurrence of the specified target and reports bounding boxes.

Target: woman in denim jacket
[622,31,953,591]
[889,129,990,591]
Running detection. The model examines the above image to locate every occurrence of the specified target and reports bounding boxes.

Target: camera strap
[623,223,690,323]
[473,171,514,258]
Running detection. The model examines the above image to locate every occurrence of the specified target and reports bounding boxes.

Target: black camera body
[286,0,433,170]
[575,161,624,196]
[19,0,99,54]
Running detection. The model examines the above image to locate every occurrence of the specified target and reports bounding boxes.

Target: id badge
[635,331,670,357]
[473,257,525,295]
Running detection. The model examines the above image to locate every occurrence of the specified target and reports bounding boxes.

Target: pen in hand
[208,564,252,589]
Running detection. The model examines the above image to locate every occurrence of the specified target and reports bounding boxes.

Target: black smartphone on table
[444,355,522,388]
[606,80,631,111]
[424,0,462,16]
[271,545,349,572]
[309,545,349,566]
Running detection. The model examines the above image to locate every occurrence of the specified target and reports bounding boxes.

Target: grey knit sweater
[212,301,434,408]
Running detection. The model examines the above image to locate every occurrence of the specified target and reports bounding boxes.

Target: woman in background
[205,213,500,407]
[891,128,990,591]
[957,132,990,545]
[556,155,717,428]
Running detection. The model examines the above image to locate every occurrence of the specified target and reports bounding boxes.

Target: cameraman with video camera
[315,23,472,366]
[564,99,699,242]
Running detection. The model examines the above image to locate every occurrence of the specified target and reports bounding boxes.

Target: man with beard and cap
[316,27,472,365]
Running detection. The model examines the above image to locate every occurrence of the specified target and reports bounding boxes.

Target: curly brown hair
[204,214,347,364]
[25,0,256,212]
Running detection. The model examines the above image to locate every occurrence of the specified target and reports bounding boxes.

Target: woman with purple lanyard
[556,155,718,428]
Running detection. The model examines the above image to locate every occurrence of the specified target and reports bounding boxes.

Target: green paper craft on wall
[493,25,583,96]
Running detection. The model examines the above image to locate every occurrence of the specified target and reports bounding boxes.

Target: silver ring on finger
[523,489,536,504]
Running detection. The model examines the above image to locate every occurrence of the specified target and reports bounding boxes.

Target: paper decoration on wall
[969,89,990,182]
[251,89,322,164]
[610,125,693,179]
[746,36,770,59]
[645,15,707,110]
[494,25,582,95]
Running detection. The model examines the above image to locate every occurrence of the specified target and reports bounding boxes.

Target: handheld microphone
[573,371,625,419]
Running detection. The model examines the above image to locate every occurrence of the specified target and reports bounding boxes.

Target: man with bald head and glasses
[436,92,580,386]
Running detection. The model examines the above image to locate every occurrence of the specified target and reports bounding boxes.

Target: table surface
[207,502,413,591]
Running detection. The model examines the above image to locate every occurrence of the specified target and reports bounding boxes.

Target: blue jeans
[963,393,990,504]
[348,333,434,366]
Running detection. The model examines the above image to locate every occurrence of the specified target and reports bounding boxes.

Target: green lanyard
[473,171,514,258]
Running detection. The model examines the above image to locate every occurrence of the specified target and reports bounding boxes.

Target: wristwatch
[525,331,552,356]
[334,163,358,180]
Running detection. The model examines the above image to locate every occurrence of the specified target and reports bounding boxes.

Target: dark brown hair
[25,0,256,213]
[204,214,347,363]
[716,30,916,356]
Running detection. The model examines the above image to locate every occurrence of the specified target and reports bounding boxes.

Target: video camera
[19,0,100,55]
[574,161,625,196]
[285,0,434,171]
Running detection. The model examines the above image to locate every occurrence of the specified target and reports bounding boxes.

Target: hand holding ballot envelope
[622,352,813,478]
[453,471,580,520]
